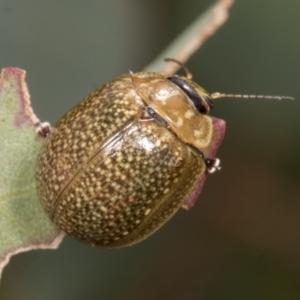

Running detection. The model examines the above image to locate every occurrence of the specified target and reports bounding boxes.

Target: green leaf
[0,68,64,279]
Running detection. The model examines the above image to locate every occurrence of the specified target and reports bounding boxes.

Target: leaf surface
[0,68,64,279]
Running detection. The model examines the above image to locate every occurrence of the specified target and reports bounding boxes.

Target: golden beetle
[36,64,292,248]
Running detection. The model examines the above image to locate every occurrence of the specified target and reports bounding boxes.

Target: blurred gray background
[0,0,299,299]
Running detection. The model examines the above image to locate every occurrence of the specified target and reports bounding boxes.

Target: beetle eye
[167,76,212,114]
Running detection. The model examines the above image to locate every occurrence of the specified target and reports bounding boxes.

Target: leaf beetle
[35,60,293,248]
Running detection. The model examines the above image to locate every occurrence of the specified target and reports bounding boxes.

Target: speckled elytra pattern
[36,73,208,247]
[36,75,141,216]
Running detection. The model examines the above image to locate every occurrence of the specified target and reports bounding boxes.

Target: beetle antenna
[164,58,193,80]
[210,93,294,101]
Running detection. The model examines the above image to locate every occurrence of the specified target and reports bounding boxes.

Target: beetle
[35,61,292,248]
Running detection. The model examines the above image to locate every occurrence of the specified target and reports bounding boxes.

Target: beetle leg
[190,146,221,174]
[204,158,221,173]
[36,122,52,138]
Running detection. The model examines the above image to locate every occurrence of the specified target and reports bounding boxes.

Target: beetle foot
[36,122,51,138]
[205,158,221,174]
